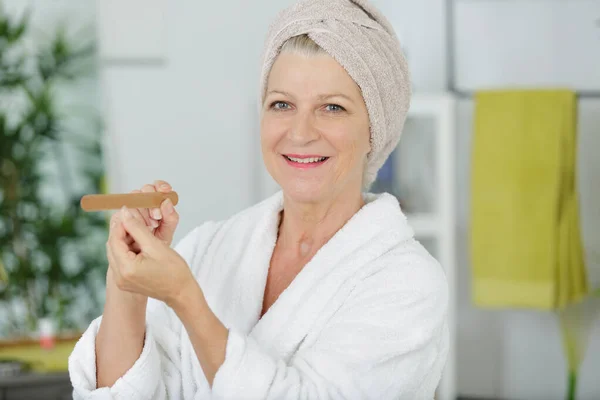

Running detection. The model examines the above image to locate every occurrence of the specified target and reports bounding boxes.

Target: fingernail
[153,208,162,220]
[121,206,132,219]
[164,198,174,214]
[160,183,170,190]
[151,219,159,228]
[110,219,116,228]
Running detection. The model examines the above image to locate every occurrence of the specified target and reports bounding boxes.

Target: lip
[282,154,330,170]
[284,154,327,159]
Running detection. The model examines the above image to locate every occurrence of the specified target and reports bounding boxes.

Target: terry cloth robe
[68,190,449,400]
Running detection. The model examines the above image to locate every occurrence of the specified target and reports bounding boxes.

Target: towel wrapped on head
[258,0,411,189]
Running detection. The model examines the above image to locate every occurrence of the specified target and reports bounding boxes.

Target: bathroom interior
[0,0,599,399]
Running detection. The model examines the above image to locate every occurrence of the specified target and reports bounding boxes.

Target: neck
[278,190,365,259]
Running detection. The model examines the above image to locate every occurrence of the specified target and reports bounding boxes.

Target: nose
[287,110,320,145]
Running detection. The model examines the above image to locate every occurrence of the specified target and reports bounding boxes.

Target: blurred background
[0,0,599,399]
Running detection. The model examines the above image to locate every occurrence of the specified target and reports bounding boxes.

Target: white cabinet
[381,93,457,400]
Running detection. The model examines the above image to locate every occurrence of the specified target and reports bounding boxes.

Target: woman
[68,1,449,399]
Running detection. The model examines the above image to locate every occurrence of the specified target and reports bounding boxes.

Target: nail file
[80,192,179,211]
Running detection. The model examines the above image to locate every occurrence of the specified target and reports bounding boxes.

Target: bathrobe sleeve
[211,252,449,400]
[68,222,217,400]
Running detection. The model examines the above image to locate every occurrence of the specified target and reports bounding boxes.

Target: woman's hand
[105,180,179,301]
[127,180,180,247]
[96,180,179,388]
[107,205,198,308]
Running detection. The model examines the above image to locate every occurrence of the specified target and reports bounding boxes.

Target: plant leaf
[0,258,8,284]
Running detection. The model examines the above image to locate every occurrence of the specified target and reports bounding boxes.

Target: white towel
[68,191,449,399]
[259,0,411,189]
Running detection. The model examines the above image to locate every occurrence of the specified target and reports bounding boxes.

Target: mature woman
[68,0,449,399]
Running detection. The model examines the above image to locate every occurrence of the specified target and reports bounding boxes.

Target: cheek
[328,124,370,162]
[260,116,283,150]
[326,128,366,182]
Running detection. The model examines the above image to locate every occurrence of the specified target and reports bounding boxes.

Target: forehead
[267,52,362,97]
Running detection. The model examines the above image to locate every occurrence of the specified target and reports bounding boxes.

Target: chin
[279,177,330,204]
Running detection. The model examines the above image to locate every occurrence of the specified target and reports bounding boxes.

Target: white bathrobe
[68,190,449,400]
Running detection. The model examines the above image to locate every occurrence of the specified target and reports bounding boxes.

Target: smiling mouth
[283,155,329,164]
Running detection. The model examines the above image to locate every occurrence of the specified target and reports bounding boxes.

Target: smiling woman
[67,1,449,399]
[261,38,371,204]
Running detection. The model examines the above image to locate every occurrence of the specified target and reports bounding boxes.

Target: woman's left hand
[108,206,198,308]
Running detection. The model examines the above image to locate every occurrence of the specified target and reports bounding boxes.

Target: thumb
[121,206,162,253]
[156,198,179,245]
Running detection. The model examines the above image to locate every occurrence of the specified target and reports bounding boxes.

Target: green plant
[0,4,108,337]
[558,249,600,400]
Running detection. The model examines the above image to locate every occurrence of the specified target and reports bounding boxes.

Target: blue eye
[271,101,290,110]
[325,104,345,112]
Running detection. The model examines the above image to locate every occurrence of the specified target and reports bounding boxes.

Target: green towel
[470,89,588,310]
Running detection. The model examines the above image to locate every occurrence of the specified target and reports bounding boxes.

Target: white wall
[98,0,301,243]
[21,0,597,398]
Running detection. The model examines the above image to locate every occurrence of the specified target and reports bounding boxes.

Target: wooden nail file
[80,191,179,211]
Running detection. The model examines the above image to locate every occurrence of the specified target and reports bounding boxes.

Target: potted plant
[0,2,108,347]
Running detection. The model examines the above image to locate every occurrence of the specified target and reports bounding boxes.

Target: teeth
[287,156,327,163]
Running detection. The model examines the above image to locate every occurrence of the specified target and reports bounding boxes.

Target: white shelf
[408,93,454,116]
[406,213,440,237]
[405,92,457,400]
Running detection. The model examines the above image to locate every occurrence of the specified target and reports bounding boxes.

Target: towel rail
[450,89,600,99]
[445,0,600,99]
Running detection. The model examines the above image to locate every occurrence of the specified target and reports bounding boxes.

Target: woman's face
[260,52,371,204]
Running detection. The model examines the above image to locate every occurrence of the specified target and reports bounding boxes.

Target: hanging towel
[470,89,588,310]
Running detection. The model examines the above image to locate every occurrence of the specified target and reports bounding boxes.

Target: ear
[366,124,373,154]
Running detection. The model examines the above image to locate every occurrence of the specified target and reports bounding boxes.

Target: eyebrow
[266,90,355,103]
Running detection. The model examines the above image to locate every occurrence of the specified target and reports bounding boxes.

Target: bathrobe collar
[233,190,415,358]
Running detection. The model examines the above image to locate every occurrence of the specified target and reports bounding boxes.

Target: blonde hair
[280,34,326,57]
